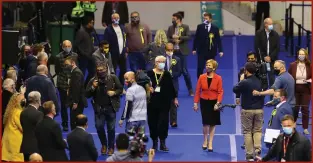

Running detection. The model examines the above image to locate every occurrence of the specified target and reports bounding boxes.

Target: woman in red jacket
[193,59,224,152]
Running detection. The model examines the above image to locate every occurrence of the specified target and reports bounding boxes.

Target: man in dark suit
[64,56,88,130]
[192,12,223,79]
[25,44,45,79]
[164,43,181,127]
[254,17,280,96]
[67,114,98,161]
[167,12,193,96]
[35,101,68,161]
[25,65,60,113]
[102,1,129,27]
[103,13,127,84]
[20,91,44,162]
[55,40,78,131]
[92,40,115,74]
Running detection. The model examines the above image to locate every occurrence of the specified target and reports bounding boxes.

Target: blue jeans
[126,120,146,135]
[128,52,146,72]
[95,106,116,149]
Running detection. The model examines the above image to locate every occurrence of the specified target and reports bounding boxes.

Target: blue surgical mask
[282,127,293,135]
[63,47,71,53]
[113,19,120,25]
[272,97,281,105]
[203,20,208,24]
[158,63,165,70]
[268,25,274,31]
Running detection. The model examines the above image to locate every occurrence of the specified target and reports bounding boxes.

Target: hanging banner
[200,1,223,30]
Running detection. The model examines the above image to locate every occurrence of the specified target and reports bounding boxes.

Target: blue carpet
[55,35,311,161]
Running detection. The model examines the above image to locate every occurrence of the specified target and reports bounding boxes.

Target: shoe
[241,144,245,149]
[171,123,178,128]
[160,139,169,152]
[189,90,194,96]
[202,140,208,150]
[107,148,114,156]
[62,122,69,132]
[208,149,213,152]
[208,142,213,152]
[152,140,158,150]
[246,156,254,162]
[101,146,107,155]
[303,129,310,135]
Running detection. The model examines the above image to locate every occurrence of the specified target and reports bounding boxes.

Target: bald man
[119,71,147,136]
[103,13,127,85]
[254,17,280,99]
[55,40,78,131]
[29,153,43,162]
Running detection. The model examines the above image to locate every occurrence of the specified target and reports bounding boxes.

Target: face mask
[63,47,71,53]
[282,127,293,135]
[131,17,140,24]
[65,65,72,71]
[172,20,177,26]
[298,55,305,61]
[206,68,213,73]
[97,71,107,78]
[158,63,165,70]
[113,19,120,25]
[103,48,109,53]
[20,99,27,107]
[166,51,173,56]
[203,20,208,24]
[125,81,132,87]
[272,97,281,105]
[268,24,274,31]
[274,69,281,76]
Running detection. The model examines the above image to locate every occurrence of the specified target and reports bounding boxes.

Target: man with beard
[125,11,152,72]
[86,61,123,156]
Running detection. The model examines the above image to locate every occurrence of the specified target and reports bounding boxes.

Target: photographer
[106,133,155,162]
[236,52,268,104]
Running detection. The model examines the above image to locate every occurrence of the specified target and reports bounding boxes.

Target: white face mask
[63,47,72,53]
[166,52,173,56]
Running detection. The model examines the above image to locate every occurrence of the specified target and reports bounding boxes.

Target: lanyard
[154,72,163,86]
[283,137,290,158]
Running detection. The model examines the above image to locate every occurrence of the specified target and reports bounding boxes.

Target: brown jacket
[288,61,311,93]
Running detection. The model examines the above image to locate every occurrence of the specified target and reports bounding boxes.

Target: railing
[284,3,311,58]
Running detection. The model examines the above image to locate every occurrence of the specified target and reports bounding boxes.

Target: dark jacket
[67,127,98,161]
[254,29,280,62]
[102,2,129,25]
[262,130,311,162]
[233,75,264,109]
[35,116,68,161]
[92,48,115,74]
[74,26,95,60]
[142,42,165,65]
[68,67,87,107]
[164,55,182,92]
[20,105,44,154]
[193,23,223,56]
[25,75,60,112]
[55,51,78,90]
[269,102,293,130]
[86,74,123,112]
[103,24,126,56]
[25,55,38,79]
[167,24,191,55]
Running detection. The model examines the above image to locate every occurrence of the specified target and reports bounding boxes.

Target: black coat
[35,116,68,161]
[68,67,87,107]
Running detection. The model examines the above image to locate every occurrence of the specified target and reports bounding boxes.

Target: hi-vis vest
[71,1,97,18]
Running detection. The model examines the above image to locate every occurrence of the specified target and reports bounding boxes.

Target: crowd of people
[1,8,312,162]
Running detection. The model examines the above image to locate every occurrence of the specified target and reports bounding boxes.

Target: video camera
[128,133,149,158]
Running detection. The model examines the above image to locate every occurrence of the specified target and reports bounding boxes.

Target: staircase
[222,2,255,27]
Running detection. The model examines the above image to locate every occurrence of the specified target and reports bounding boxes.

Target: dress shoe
[171,123,178,128]
[160,139,169,152]
[152,140,158,150]
[101,146,107,155]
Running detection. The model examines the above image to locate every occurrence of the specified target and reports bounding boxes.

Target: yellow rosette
[123,33,126,47]
[140,28,144,44]
[179,27,184,36]
[209,33,214,49]
[169,59,177,74]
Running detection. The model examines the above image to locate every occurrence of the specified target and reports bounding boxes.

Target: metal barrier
[284,3,311,57]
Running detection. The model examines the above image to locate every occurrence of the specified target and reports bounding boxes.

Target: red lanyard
[283,137,290,157]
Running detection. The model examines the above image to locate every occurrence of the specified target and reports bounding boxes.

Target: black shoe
[152,140,158,150]
[208,149,213,152]
[171,123,178,128]
[62,122,69,132]
[160,140,169,152]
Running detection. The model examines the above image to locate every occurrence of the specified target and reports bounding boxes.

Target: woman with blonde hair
[193,59,224,152]
[288,48,311,135]
[2,93,26,162]
[142,29,168,70]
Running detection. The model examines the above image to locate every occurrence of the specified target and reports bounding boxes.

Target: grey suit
[92,49,115,74]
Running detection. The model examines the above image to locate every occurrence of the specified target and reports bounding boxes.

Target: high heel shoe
[208,142,213,152]
[202,141,208,150]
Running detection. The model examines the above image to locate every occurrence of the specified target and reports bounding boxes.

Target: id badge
[155,86,161,92]
[281,158,286,162]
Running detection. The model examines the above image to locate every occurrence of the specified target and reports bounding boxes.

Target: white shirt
[296,63,307,84]
[265,30,270,56]
[276,100,286,108]
[113,25,124,54]
[205,23,211,32]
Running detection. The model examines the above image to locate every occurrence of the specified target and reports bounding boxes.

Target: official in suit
[64,56,88,130]
[164,43,182,127]
[192,12,223,79]
[288,48,311,135]
[103,13,127,84]
[35,101,68,161]
[194,59,223,152]
[2,93,25,162]
[20,91,44,162]
[92,40,115,74]
[25,44,45,79]
[254,18,280,95]
[167,12,193,96]
[67,114,98,161]
[102,1,129,27]
[25,65,60,113]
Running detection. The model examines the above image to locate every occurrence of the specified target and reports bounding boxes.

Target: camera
[254,63,268,89]
[128,133,149,158]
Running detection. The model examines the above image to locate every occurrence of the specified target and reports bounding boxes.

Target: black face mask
[274,69,281,76]
[131,17,140,25]
[97,71,107,78]
[65,65,72,71]
[172,20,177,26]
[20,99,27,107]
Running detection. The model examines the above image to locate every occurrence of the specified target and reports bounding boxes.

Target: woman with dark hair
[288,48,311,135]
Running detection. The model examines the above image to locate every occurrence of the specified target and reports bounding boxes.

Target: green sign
[200,1,223,30]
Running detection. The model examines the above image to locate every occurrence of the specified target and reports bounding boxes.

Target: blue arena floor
[55,35,312,161]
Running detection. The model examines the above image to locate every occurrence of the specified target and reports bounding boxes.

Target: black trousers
[70,102,85,130]
[58,89,69,125]
[112,53,127,85]
[24,153,31,162]
[148,105,170,140]
[197,53,215,78]
[255,2,270,32]
[174,51,193,91]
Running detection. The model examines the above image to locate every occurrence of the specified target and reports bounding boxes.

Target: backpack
[135,70,151,101]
